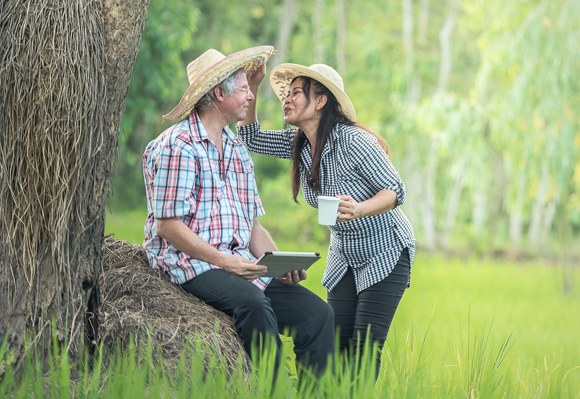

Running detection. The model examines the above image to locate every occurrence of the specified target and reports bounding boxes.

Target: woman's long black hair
[290,77,390,203]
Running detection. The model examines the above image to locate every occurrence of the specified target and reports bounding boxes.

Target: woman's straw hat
[269,63,356,122]
[164,46,276,120]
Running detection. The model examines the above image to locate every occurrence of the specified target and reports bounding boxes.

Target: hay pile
[98,236,250,374]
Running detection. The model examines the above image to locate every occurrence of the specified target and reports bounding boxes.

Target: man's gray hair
[196,68,245,111]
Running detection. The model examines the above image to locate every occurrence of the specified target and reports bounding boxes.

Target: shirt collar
[188,109,238,145]
[321,125,340,159]
[300,125,340,163]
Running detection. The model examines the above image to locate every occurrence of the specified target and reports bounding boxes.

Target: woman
[237,63,416,377]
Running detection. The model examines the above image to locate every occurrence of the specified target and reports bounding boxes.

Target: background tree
[0,0,149,374]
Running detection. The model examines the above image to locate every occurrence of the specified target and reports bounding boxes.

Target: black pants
[181,269,335,376]
[327,248,410,378]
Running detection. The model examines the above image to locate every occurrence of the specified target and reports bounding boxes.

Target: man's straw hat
[164,46,276,120]
[269,63,356,122]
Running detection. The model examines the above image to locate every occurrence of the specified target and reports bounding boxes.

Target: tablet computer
[256,251,321,278]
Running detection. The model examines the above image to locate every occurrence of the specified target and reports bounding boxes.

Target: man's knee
[313,297,335,329]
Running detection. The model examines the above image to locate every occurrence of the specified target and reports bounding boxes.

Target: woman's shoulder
[335,123,379,148]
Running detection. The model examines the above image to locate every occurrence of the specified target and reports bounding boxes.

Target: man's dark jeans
[181,269,335,376]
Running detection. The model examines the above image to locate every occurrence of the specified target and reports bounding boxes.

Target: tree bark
[0,0,149,376]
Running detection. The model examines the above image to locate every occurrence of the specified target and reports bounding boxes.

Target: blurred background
[103,1,580,391]
[106,0,580,261]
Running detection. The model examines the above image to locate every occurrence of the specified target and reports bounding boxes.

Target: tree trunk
[437,0,458,93]
[0,0,149,376]
[471,189,487,233]
[271,0,297,70]
[335,0,347,73]
[420,145,438,251]
[528,164,549,246]
[264,0,297,99]
[508,170,526,247]
[441,169,464,248]
[312,0,326,62]
[418,0,430,44]
[402,0,421,104]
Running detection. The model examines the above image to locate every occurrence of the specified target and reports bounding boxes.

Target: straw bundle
[98,236,250,375]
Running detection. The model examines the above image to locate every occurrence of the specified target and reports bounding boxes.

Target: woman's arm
[336,190,397,222]
[239,64,266,126]
[236,65,296,159]
[336,129,407,222]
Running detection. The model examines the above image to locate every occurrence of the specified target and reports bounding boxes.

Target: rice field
[3,210,575,397]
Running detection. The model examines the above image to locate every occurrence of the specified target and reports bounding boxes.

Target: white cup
[318,196,342,226]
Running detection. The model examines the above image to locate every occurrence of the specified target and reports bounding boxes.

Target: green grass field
[91,210,580,397]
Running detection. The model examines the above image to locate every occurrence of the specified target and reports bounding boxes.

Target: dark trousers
[327,248,410,378]
[181,269,335,376]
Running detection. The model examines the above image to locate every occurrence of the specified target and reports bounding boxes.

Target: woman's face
[282,78,321,127]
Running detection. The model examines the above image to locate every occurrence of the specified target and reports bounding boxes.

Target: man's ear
[213,86,225,101]
[315,95,328,111]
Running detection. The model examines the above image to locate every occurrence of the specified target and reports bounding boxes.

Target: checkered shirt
[143,111,271,291]
[237,122,416,293]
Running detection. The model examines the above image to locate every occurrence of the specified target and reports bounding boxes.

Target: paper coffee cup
[318,196,342,226]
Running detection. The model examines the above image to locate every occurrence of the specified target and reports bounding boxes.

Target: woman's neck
[297,120,319,152]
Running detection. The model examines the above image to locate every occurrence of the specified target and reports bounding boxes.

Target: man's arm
[248,217,278,258]
[250,218,307,284]
[157,217,267,281]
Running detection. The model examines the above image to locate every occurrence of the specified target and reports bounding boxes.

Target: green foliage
[112,0,198,209]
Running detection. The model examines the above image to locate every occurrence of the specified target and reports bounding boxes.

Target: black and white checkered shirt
[237,122,416,293]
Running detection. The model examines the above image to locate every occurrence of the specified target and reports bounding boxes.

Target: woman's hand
[248,63,266,90]
[337,195,363,222]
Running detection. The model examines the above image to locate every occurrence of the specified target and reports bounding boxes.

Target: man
[142,46,334,376]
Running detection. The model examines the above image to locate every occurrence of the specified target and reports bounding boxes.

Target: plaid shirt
[238,122,416,294]
[143,111,270,291]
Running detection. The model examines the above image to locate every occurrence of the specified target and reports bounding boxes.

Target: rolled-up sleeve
[352,133,407,207]
[152,142,197,219]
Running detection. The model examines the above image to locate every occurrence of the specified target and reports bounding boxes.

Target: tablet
[256,251,321,278]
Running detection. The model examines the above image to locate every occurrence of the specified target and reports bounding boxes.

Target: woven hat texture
[269,63,356,122]
[164,46,275,120]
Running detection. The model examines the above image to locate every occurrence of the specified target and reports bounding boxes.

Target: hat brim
[269,63,356,122]
[164,46,275,120]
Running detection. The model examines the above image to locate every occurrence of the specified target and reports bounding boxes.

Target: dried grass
[98,236,250,375]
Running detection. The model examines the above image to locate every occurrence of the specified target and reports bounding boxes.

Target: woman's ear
[315,95,328,111]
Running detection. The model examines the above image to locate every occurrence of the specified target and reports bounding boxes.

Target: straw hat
[164,46,276,120]
[269,63,356,122]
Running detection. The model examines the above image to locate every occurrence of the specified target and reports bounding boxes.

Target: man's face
[221,73,255,123]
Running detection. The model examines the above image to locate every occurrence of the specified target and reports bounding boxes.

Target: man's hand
[221,254,267,281]
[277,269,307,285]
